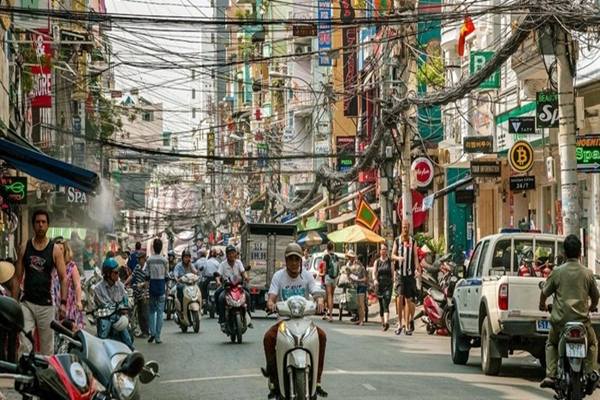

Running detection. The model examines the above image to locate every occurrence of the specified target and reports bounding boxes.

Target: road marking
[162,373,260,384]
[362,383,376,391]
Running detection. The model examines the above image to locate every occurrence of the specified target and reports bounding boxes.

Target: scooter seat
[430,289,445,303]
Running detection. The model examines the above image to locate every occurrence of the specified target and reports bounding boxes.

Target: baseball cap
[285,243,303,259]
[102,258,120,271]
[225,245,237,254]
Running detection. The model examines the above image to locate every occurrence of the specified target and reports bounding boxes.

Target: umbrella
[297,231,327,247]
[327,224,385,244]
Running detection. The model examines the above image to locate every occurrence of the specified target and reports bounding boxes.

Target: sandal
[395,326,404,335]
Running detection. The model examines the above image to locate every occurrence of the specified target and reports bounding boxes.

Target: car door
[464,240,490,333]
[455,241,484,334]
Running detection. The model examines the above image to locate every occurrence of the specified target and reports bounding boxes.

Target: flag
[457,16,475,57]
[355,197,379,231]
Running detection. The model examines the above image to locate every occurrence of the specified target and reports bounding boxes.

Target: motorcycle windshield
[75,330,131,387]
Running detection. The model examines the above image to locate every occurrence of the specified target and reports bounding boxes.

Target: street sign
[508,116,536,134]
[463,136,494,153]
[411,157,434,187]
[509,176,536,191]
[292,24,317,37]
[470,160,501,178]
[469,51,500,90]
[576,134,600,172]
[536,91,559,128]
[509,140,534,173]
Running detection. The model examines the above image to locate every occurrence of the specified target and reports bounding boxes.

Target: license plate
[209,290,215,296]
[566,343,586,358]
[536,320,551,333]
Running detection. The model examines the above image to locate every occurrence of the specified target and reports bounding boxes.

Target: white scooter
[171,272,202,333]
[275,296,321,400]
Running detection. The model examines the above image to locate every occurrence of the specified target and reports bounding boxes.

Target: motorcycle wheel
[235,313,243,344]
[569,372,583,400]
[192,311,200,333]
[426,324,436,335]
[443,309,452,334]
[165,300,173,321]
[292,368,307,400]
[209,304,215,319]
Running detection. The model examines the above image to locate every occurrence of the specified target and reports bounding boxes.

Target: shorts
[325,275,337,286]
[397,276,418,300]
[356,285,368,295]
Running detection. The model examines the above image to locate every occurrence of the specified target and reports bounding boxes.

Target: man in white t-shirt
[262,243,327,399]
[215,245,252,329]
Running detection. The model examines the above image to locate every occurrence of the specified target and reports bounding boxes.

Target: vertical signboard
[336,136,355,172]
[469,51,501,90]
[536,91,559,129]
[29,29,52,108]
[256,143,268,168]
[317,0,332,66]
[342,27,358,117]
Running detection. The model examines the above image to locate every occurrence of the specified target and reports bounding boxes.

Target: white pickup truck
[451,231,600,376]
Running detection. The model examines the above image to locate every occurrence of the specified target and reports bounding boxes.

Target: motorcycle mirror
[0,296,24,333]
[118,352,146,378]
[139,361,159,384]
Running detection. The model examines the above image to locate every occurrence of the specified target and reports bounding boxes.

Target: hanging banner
[336,136,355,172]
[317,0,332,66]
[29,29,52,108]
[342,27,358,117]
[470,51,501,89]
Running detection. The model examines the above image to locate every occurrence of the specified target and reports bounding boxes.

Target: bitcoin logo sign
[509,140,534,173]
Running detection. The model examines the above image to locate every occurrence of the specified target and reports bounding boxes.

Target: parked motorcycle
[273,296,321,400]
[51,320,159,400]
[0,296,100,400]
[541,302,599,399]
[222,278,248,344]
[172,272,202,333]
[203,279,218,319]
[165,272,176,320]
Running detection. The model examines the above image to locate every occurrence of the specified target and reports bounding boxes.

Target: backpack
[326,253,339,279]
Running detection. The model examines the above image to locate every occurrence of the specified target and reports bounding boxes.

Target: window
[162,132,171,146]
[467,243,483,278]
[142,217,149,234]
[514,239,534,273]
[129,215,134,232]
[135,216,141,233]
[142,111,153,122]
[476,240,490,277]
[192,108,196,119]
[535,240,556,267]
[192,88,196,99]
[192,70,196,80]
[491,239,512,273]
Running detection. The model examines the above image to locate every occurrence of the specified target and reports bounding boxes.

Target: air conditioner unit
[295,45,310,54]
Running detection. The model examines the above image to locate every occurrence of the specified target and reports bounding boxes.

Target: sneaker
[148,336,155,343]
[248,322,254,329]
[316,384,328,398]
[395,326,404,335]
[155,339,162,344]
[220,323,227,332]
[409,320,415,332]
[540,377,556,389]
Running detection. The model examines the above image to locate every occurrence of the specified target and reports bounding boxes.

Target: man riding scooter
[174,250,198,309]
[93,257,135,350]
[262,242,328,399]
[539,234,600,391]
[200,249,220,313]
[215,245,253,330]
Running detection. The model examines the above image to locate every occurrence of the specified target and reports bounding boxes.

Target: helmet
[113,315,129,332]
[168,250,176,258]
[102,258,119,271]
[182,249,191,258]
[225,245,237,254]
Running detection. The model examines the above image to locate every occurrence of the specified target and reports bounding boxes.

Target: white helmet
[113,315,129,332]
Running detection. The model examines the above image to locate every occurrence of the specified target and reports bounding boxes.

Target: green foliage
[413,232,446,255]
[86,95,122,140]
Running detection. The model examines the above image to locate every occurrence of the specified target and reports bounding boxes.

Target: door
[465,240,490,333]
[455,240,484,334]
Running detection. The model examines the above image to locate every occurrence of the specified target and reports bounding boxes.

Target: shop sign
[470,160,501,178]
[66,187,88,204]
[463,136,494,153]
[317,0,332,66]
[293,24,317,37]
[455,189,474,204]
[396,190,428,229]
[576,134,600,172]
[358,169,377,183]
[342,27,358,117]
[30,29,52,108]
[256,143,268,168]
[508,116,536,134]
[509,140,534,173]
[536,91,559,128]
[336,136,355,172]
[469,51,500,90]
[509,176,535,191]
[0,176,27,204]
[411,157,434,187]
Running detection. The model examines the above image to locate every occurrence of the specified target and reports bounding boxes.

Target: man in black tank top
[12,210,68,355]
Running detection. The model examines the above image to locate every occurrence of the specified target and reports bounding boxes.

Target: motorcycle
[165,272,176,321]
[51,320,159,400]
[203,279,218,319]
[273,296,321,400]
[172,272,202,333]
[542,302,599,399]
[223,278,248,344]
[0,296,100,400]
[94,304,135,348]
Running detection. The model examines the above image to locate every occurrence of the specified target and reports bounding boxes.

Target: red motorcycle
[415,263,459,336]
[0,296,100,400]
[223,277,248,344]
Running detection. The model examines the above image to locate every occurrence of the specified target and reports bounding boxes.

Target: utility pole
[555,27,580,237]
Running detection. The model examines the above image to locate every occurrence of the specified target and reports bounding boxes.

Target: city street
[138,312,554,400]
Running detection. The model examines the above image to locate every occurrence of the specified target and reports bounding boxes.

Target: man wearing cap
[262,243,328,398]
[215,245,252,329]
[94,257,134,349]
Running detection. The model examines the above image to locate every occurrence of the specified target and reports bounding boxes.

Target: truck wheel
[451,311,470,365]
[481,316,502,376]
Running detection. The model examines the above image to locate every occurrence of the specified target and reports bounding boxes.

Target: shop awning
[422,176,473,211]
[0,137,100,193]
[328,224,385,244]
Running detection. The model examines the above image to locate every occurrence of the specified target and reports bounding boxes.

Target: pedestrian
[12,209,68,355]
[391,220,420,336]
[70,232,85,277]
[322,242,339,322]
[302,247,311,271]
[373,243,393,331]
[132,251,149,338]
[53,240,85,329]
[146,238,168,344]
[346,250,367,326]
[128,242,142,275]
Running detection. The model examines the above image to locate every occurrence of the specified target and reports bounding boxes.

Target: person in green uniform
[539,234,599,389]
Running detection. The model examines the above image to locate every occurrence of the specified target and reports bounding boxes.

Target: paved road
[136,312,562,400]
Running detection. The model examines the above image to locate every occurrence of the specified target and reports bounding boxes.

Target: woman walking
[347,250,368,326]
[373,243,393,331]
[53,240,85,329]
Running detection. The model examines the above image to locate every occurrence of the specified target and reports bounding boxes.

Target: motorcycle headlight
[69,361,88,389]
[111,354,128,370]
[288,298,305,318]
[185,287,196,297]
[112,372,136,400]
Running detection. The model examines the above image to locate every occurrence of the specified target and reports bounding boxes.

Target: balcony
[511,32,546,81]
[289,89,315,116]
